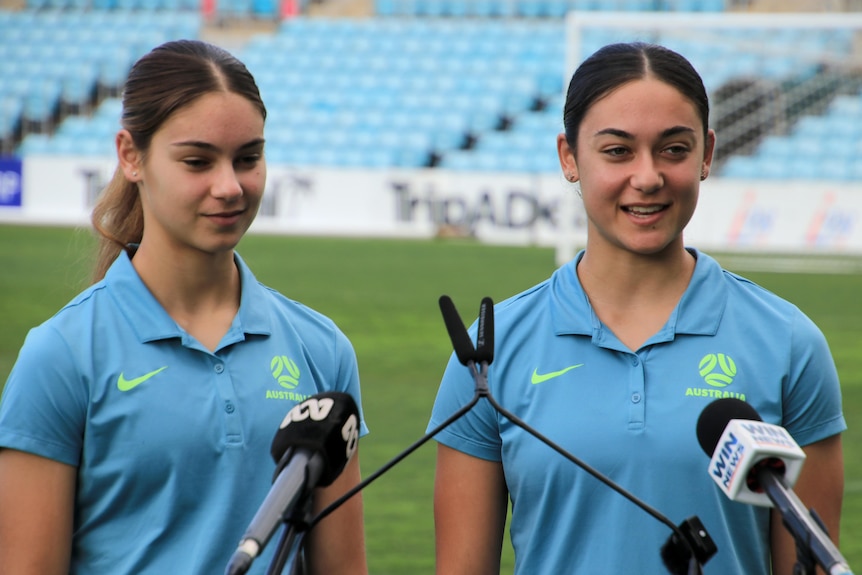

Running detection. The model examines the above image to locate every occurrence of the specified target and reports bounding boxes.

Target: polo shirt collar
[105,250,272,345]
[549,248,726,339]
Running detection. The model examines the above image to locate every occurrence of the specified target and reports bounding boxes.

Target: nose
[211,162,243,201]
[630,155,663,194]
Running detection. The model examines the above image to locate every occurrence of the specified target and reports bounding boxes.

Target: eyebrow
[594,126,696,139]
[171,138,266,151]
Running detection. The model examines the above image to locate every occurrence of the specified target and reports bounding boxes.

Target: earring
[700,170,707,181]
[132,171,138,177]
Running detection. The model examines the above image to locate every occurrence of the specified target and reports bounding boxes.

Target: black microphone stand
[264,494,314,575]
[268,295,716,575]
[756,468,851,575]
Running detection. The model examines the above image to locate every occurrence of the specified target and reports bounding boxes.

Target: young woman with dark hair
[428,42,844,575]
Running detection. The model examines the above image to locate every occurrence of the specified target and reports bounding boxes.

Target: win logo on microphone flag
[707,419,806,507]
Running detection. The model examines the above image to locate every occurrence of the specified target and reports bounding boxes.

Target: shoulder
[258,283,342,332]
[244,281,356,363]
[697,251,810,321]
[694,253,831,376]
[489,262,585,339]
[28,281,108,343]
[722,271,820,339]
[236,252,346,338]
[493,266,563,318]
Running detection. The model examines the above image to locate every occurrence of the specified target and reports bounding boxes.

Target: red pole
[201,0,216,22]
[280,0,298,18]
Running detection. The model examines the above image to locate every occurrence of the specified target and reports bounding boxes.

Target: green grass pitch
[1,224,860,573]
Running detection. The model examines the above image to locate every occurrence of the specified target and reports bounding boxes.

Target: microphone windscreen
[695,397,762,456]
[270,392,360,486]
[439,295,476,366]
[475,297,494,365]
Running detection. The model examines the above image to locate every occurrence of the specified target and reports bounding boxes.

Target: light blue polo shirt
[428,248,845,575]
[0,250,368,575]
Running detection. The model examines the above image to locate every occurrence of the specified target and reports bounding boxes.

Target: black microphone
[696,398,853,575]
[474,296,494,365]
[225,392,360,575]
[438,294,476,366]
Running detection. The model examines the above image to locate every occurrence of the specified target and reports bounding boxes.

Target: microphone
[696,398,853,575]
[225,392,360,575]
[438,294,477,366]
[474,296,494,365]
[696,397,806,507]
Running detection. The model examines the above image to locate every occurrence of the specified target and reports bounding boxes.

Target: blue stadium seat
[237,17,570,168]
[1,9,201,156]
[22,79,61,127]
[16,133,54,155]
[718,156,761,179]
[61,63,99,110]
[756,135,796,162]
[828,94,862,118]
[0,99,22,143]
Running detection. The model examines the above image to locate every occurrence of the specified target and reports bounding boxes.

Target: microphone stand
[274,296,715,575]
[264,398,483,575]
[265,495,314,575]
[794,543,817,575]
[755,469,853,575]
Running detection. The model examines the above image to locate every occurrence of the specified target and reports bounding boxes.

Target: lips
[623,204,668,216]
[209,209,244,218]
[206,208,246,225]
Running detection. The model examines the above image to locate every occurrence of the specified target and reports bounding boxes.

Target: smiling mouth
[624,205,667,216]
[209,209,245,218]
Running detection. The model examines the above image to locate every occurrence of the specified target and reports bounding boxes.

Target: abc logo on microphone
[272,393,360,486]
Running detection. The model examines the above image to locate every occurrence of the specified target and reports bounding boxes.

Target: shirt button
[225,401,235,413]
[631,357,640,366]
[631,393,642,403]
[215,364,224,374]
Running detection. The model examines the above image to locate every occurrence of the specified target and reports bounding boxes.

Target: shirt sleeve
[332,324,369,437]
[0,323,88,466]
[427,350,502,462]
[782,308,846,446]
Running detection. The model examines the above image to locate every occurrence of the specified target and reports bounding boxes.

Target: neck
[576,245,696,350]
[577,243,694,300]
[131,242,241,319]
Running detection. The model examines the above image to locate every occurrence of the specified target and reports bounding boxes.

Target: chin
[625,240,679,257]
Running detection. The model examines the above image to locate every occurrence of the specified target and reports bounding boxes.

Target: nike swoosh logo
[531,364,583,384]
[117,366,168,392]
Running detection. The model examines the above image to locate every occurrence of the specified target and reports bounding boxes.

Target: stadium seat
[1,9,201,157]
[16,132,53,155]
[718,156,760,179]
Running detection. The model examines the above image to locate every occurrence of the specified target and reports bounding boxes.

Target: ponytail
[90,166,143,282]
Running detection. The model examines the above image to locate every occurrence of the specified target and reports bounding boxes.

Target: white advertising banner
[2,155,861,256]
[689,181,862,253]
